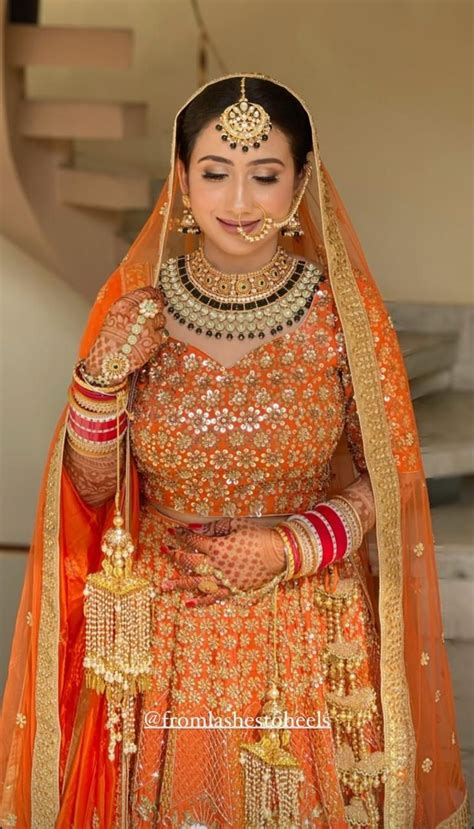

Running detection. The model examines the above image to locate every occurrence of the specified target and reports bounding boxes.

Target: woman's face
[177,118,304,261]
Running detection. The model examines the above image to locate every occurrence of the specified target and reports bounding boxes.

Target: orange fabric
[129,509,384,827]
[0,73,468,828]
[125,275,385,825]
[130,270,365,519]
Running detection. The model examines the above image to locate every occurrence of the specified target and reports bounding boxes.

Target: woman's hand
[84,286,167,380]
[161,518,286,607]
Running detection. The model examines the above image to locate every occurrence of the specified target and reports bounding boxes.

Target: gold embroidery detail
[314,148,416,825]
[31,427,65,827]
[436,791,469,828]
[135,795,157,821]
[3,814,17,826]
[421,651,430,666]
[422,758,433,773]
[15,713,26,729]
[435,689,441,702]
[132,517,382,823]
[130,291,348,518]
[26,611,33,626]
[414,542,424,557]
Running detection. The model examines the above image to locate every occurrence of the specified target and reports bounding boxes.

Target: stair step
[57,168,151,211]
[431,481,474,571]
[409,369,453,401]
[399,330,457,380]
[415,391,474,478]
[445,643,474,755]
[19,100,147,140]
[432,488,474,642]
[6,24,133,69]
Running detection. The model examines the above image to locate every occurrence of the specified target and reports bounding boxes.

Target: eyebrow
[197,154,285,167]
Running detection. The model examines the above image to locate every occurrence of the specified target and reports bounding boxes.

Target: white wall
[29,0,473,305]
[0,234,90,544]
[0,234,91,691]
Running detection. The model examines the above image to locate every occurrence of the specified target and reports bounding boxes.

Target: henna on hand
[161,518,286,605]
[84,286,167,380]
[64,437,125,507]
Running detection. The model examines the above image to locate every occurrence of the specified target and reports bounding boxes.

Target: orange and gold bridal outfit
[128,265,383,827]
[0,74,468,829]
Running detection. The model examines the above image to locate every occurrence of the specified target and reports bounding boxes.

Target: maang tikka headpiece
[216,77,272,151]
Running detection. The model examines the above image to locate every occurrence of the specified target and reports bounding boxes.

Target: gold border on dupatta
[31,425,66,827]
[436,793,470,829]
[313,152,417,824]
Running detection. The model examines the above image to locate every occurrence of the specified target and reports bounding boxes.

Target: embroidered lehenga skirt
[129,507,384,829]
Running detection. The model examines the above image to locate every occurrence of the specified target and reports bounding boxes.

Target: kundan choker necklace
[159,247,324,341]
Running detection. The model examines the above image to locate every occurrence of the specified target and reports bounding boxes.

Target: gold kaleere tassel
[83,390,154,761]
[239,585,304,828]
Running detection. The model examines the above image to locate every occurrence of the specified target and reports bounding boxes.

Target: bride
[0,74,468,828]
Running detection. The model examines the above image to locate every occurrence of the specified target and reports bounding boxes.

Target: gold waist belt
[142,498,290,527]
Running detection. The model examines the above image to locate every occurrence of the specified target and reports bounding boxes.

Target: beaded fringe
[83,511,154,760]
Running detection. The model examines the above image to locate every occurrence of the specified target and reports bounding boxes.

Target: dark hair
[177,77,313,173]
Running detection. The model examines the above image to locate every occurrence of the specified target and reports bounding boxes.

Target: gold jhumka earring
[280,211,304,238]
[178,193,201,234]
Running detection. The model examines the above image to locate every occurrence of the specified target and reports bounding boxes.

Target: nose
[225,175,253,218]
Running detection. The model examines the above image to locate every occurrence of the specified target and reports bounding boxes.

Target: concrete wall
[29,0,473,305]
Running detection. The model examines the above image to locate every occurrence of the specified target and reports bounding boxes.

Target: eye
[254,175,279,184]
[202,172,227,181]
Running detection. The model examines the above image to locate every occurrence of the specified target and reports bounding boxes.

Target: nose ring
[237,205,274,243]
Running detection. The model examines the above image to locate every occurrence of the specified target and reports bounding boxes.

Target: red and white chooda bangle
[279,496,364,581]
[66,383,128,455]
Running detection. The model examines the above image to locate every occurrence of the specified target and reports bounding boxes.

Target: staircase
[1,15,153,299]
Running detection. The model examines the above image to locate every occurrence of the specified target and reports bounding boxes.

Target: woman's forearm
[64,435,125,507]
[339,472,375,535]
[275,473,375,581]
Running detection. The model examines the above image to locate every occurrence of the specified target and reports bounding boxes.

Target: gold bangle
[68,390,126,422]
[274,526,295,581]
[70,387,120,415]
[66,424,126,456]
[293,523,316,577]
[286,517,320,576]
[66,438,125,459]
[330,496,364,552]
[66,437,119,458]
[334,495,364,548]
[74,360,128,395]
[68,392,126,423]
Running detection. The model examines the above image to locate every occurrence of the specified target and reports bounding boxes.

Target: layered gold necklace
[159,247,324,341]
